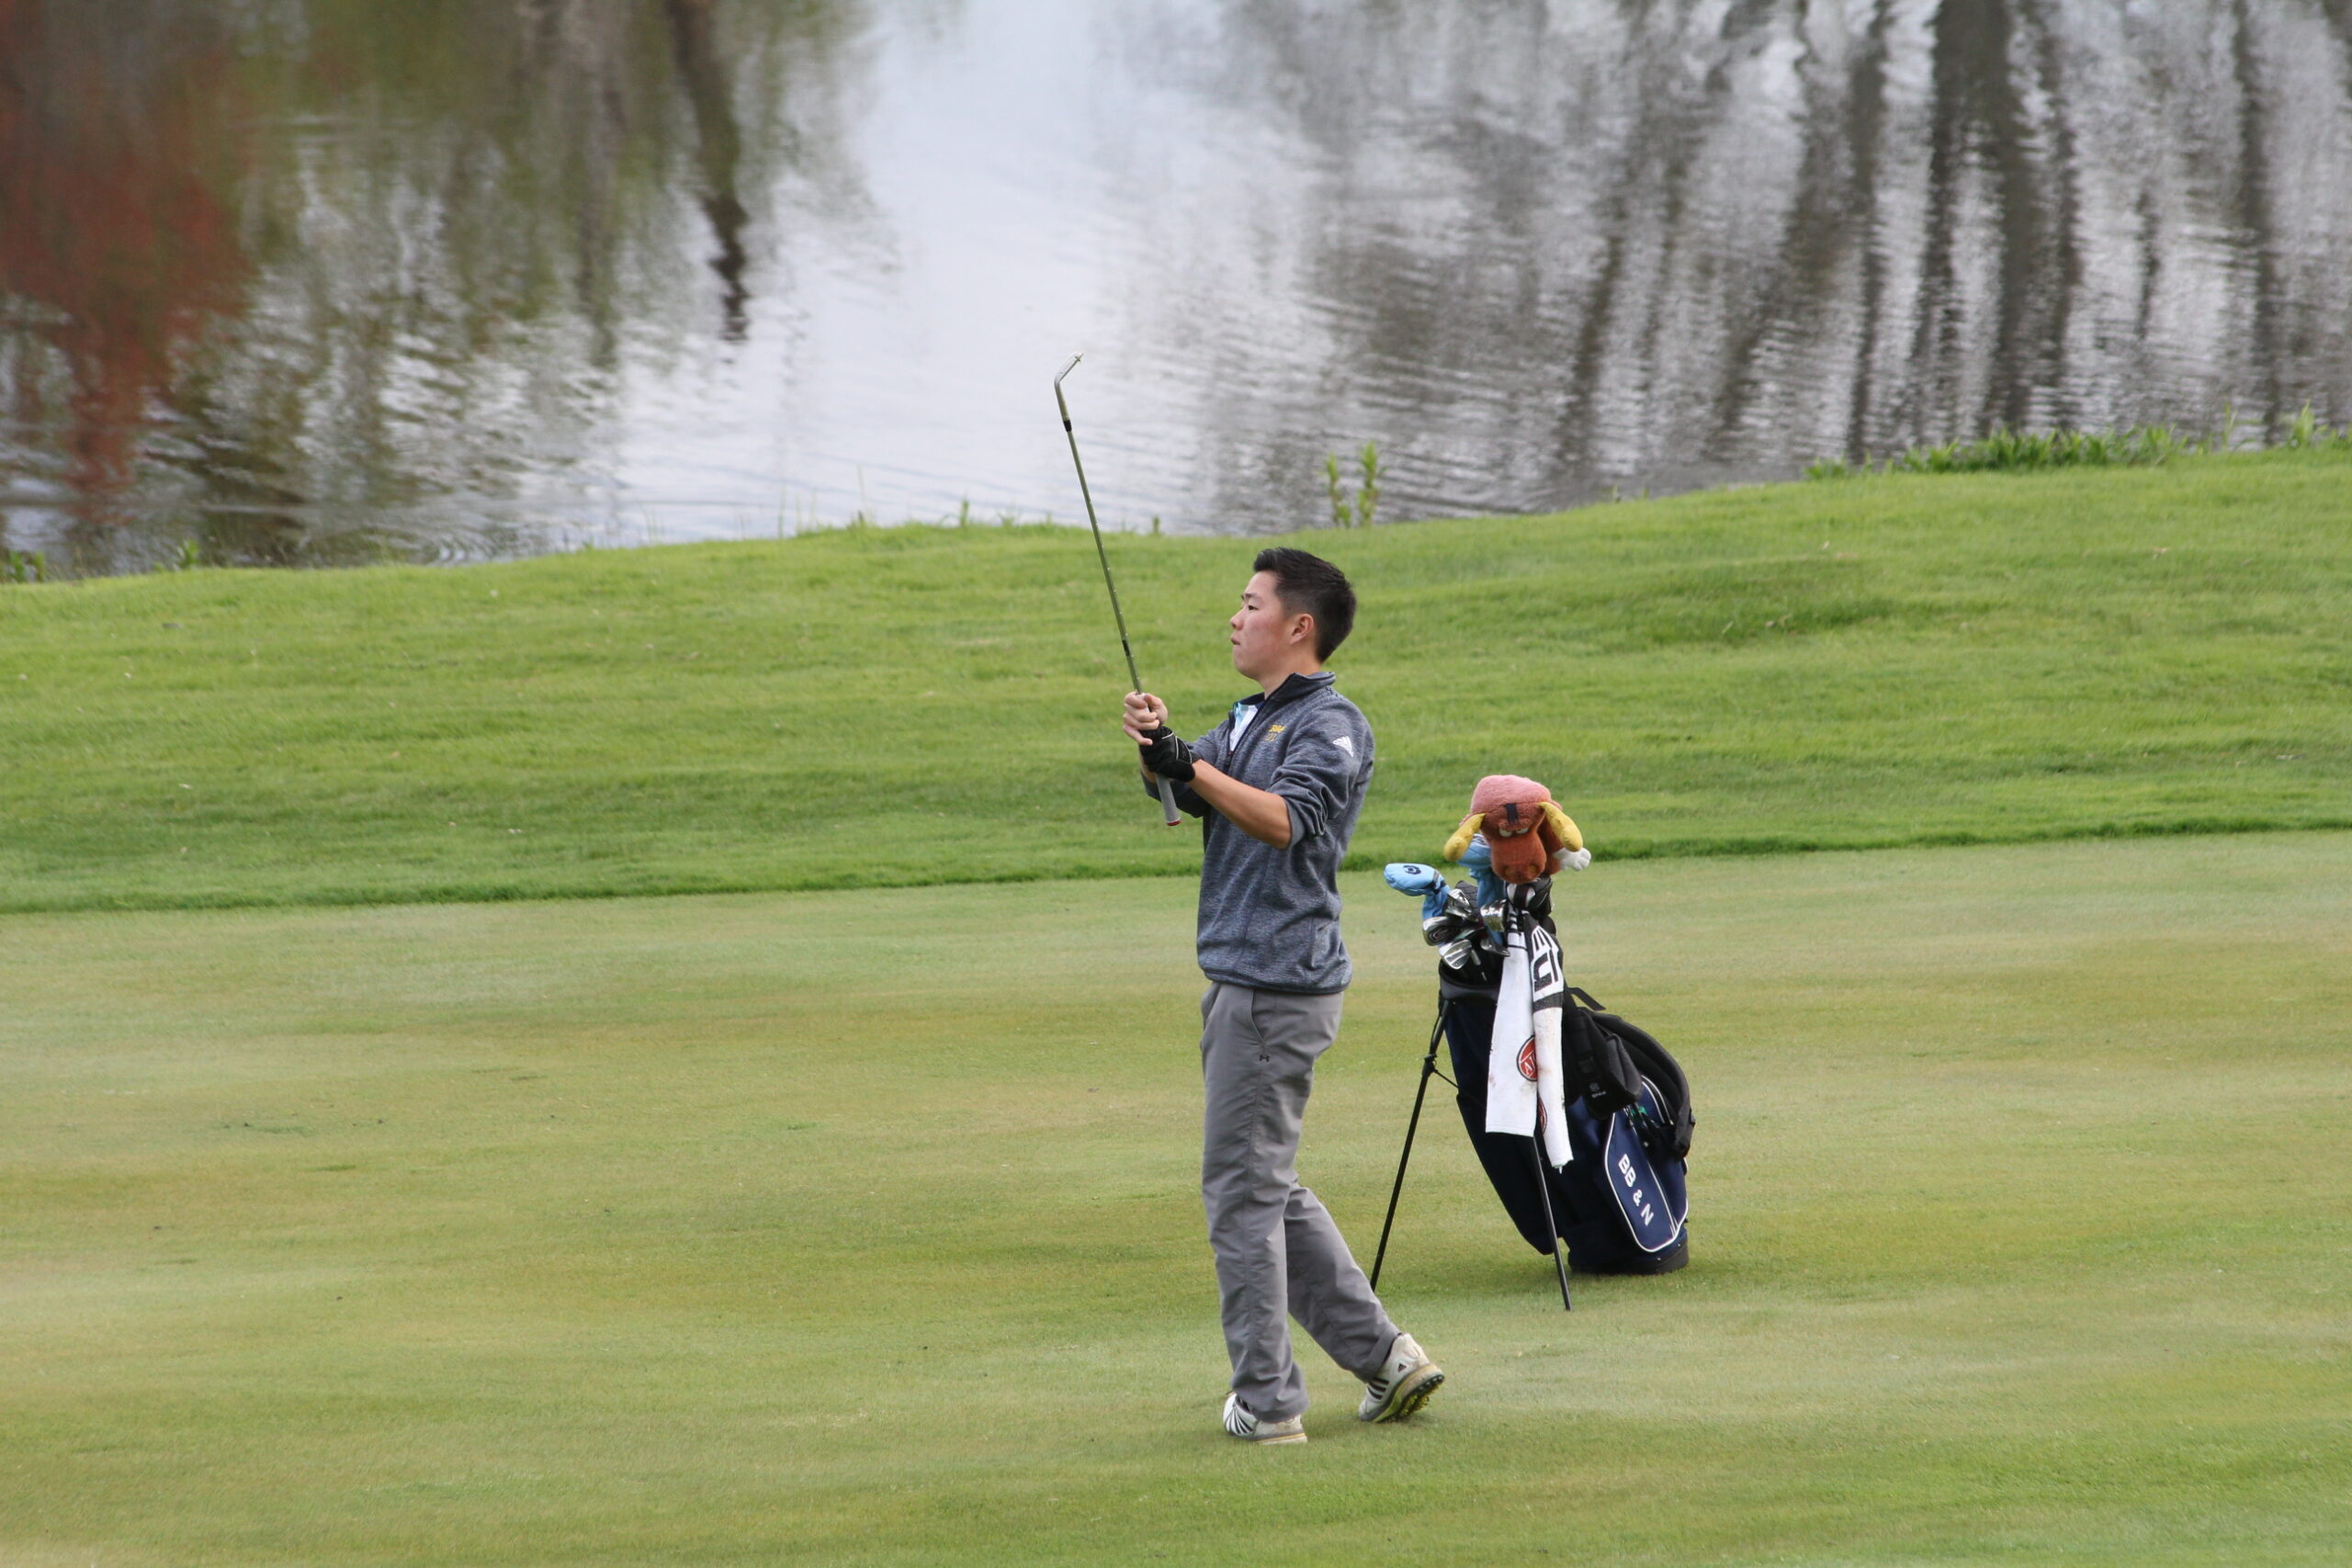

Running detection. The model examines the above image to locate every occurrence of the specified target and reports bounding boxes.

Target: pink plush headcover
[1470,773,1552,823]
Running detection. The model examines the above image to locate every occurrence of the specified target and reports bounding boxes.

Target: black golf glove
[1136,725,1197,782]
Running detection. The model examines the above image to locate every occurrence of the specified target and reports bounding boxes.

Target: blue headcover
[1455,837,1510,908]
[1383,862,1452,920]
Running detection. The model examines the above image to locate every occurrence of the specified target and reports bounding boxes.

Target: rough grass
[3,833,2346,1565]
[3,450,2348,913]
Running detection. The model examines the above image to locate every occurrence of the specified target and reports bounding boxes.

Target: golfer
[1125,547,1443,1445]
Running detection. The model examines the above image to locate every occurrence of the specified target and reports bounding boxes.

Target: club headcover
[1383,862,1447,897]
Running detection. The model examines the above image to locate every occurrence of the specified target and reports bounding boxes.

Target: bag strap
[1564,986,1606,1012]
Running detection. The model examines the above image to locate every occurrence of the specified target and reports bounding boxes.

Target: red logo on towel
[1517,1039,1538,1080]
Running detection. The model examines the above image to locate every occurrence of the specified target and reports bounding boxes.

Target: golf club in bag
[1055,355,1182,828]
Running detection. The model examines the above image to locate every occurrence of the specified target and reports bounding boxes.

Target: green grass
[4,449,2349,913]
[1803,404,2352,479]
[4,832,2346,1564]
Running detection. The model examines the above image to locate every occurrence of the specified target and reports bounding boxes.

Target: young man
[1123,547,1442,1446]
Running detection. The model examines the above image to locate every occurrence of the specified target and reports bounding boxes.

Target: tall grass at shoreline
[1804,401,2352,479]
[2,449,2347,913]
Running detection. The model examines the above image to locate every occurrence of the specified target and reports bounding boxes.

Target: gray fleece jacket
[1148,671,1374,994]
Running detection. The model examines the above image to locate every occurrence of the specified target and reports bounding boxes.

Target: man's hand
[1121,691,1169,742]
[1124,694,1196,780]
[1137,727,1196,782]
[1121,691,1192,780]
[1119,689,1289,845]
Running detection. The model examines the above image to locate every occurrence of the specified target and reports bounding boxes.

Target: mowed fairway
[5,833,2346,1566]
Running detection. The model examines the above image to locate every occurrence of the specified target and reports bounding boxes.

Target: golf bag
[1442,973,1691,1274]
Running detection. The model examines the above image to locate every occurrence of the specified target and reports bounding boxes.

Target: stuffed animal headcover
[1441,773,1585,885]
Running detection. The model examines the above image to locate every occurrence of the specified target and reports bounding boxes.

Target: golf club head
[1053,354,1081,421]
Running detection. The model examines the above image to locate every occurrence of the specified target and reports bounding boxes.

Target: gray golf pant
[1199,981,1398,1421]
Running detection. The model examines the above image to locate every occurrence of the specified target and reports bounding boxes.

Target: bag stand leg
[1527,1129,1573,1312]
[1368,1001,1449,1294]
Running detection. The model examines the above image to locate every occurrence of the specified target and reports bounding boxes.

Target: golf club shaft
[1055,356,1182,828]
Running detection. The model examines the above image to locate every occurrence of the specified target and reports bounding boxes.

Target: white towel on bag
[1485,919,1537,1138]
[1486,904,1574,1167]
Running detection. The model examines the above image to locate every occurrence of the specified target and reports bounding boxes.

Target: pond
[4,0,2349,574]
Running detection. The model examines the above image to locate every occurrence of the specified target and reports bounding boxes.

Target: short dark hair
[1253,547,1356,660]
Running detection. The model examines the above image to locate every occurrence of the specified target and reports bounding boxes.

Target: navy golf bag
[1369,861,1694,1298]
[1439,974,1690,1274]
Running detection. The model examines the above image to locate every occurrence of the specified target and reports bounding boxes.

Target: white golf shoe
[1221,1393,1306,1445]
[1357,1332,1444,1422]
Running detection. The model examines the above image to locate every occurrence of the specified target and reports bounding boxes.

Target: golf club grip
[1156,776,1182,827]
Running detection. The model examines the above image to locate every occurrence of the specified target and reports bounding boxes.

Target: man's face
[1229,570,1311,680]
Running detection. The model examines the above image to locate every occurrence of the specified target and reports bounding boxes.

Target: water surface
[5,0,2349,573]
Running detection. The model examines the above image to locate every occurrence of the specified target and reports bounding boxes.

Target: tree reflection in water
[1130,0,2352,530]
[2,0,2350,570]
[0,0,868,573]
[0,0,249,503]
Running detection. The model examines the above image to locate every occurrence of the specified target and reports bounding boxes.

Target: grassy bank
[4,834,2346,1564]
[3,450,2347,912]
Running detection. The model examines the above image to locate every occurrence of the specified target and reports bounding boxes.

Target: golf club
[1055,355,1182,828]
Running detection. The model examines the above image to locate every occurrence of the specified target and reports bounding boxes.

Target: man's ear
[1290,613,1317,648]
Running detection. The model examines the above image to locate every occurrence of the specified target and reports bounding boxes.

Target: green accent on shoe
[1359,1332,1446,1422]
[1366,1366,1443,1423]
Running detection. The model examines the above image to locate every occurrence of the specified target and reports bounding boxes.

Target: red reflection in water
[0,0,249,502]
